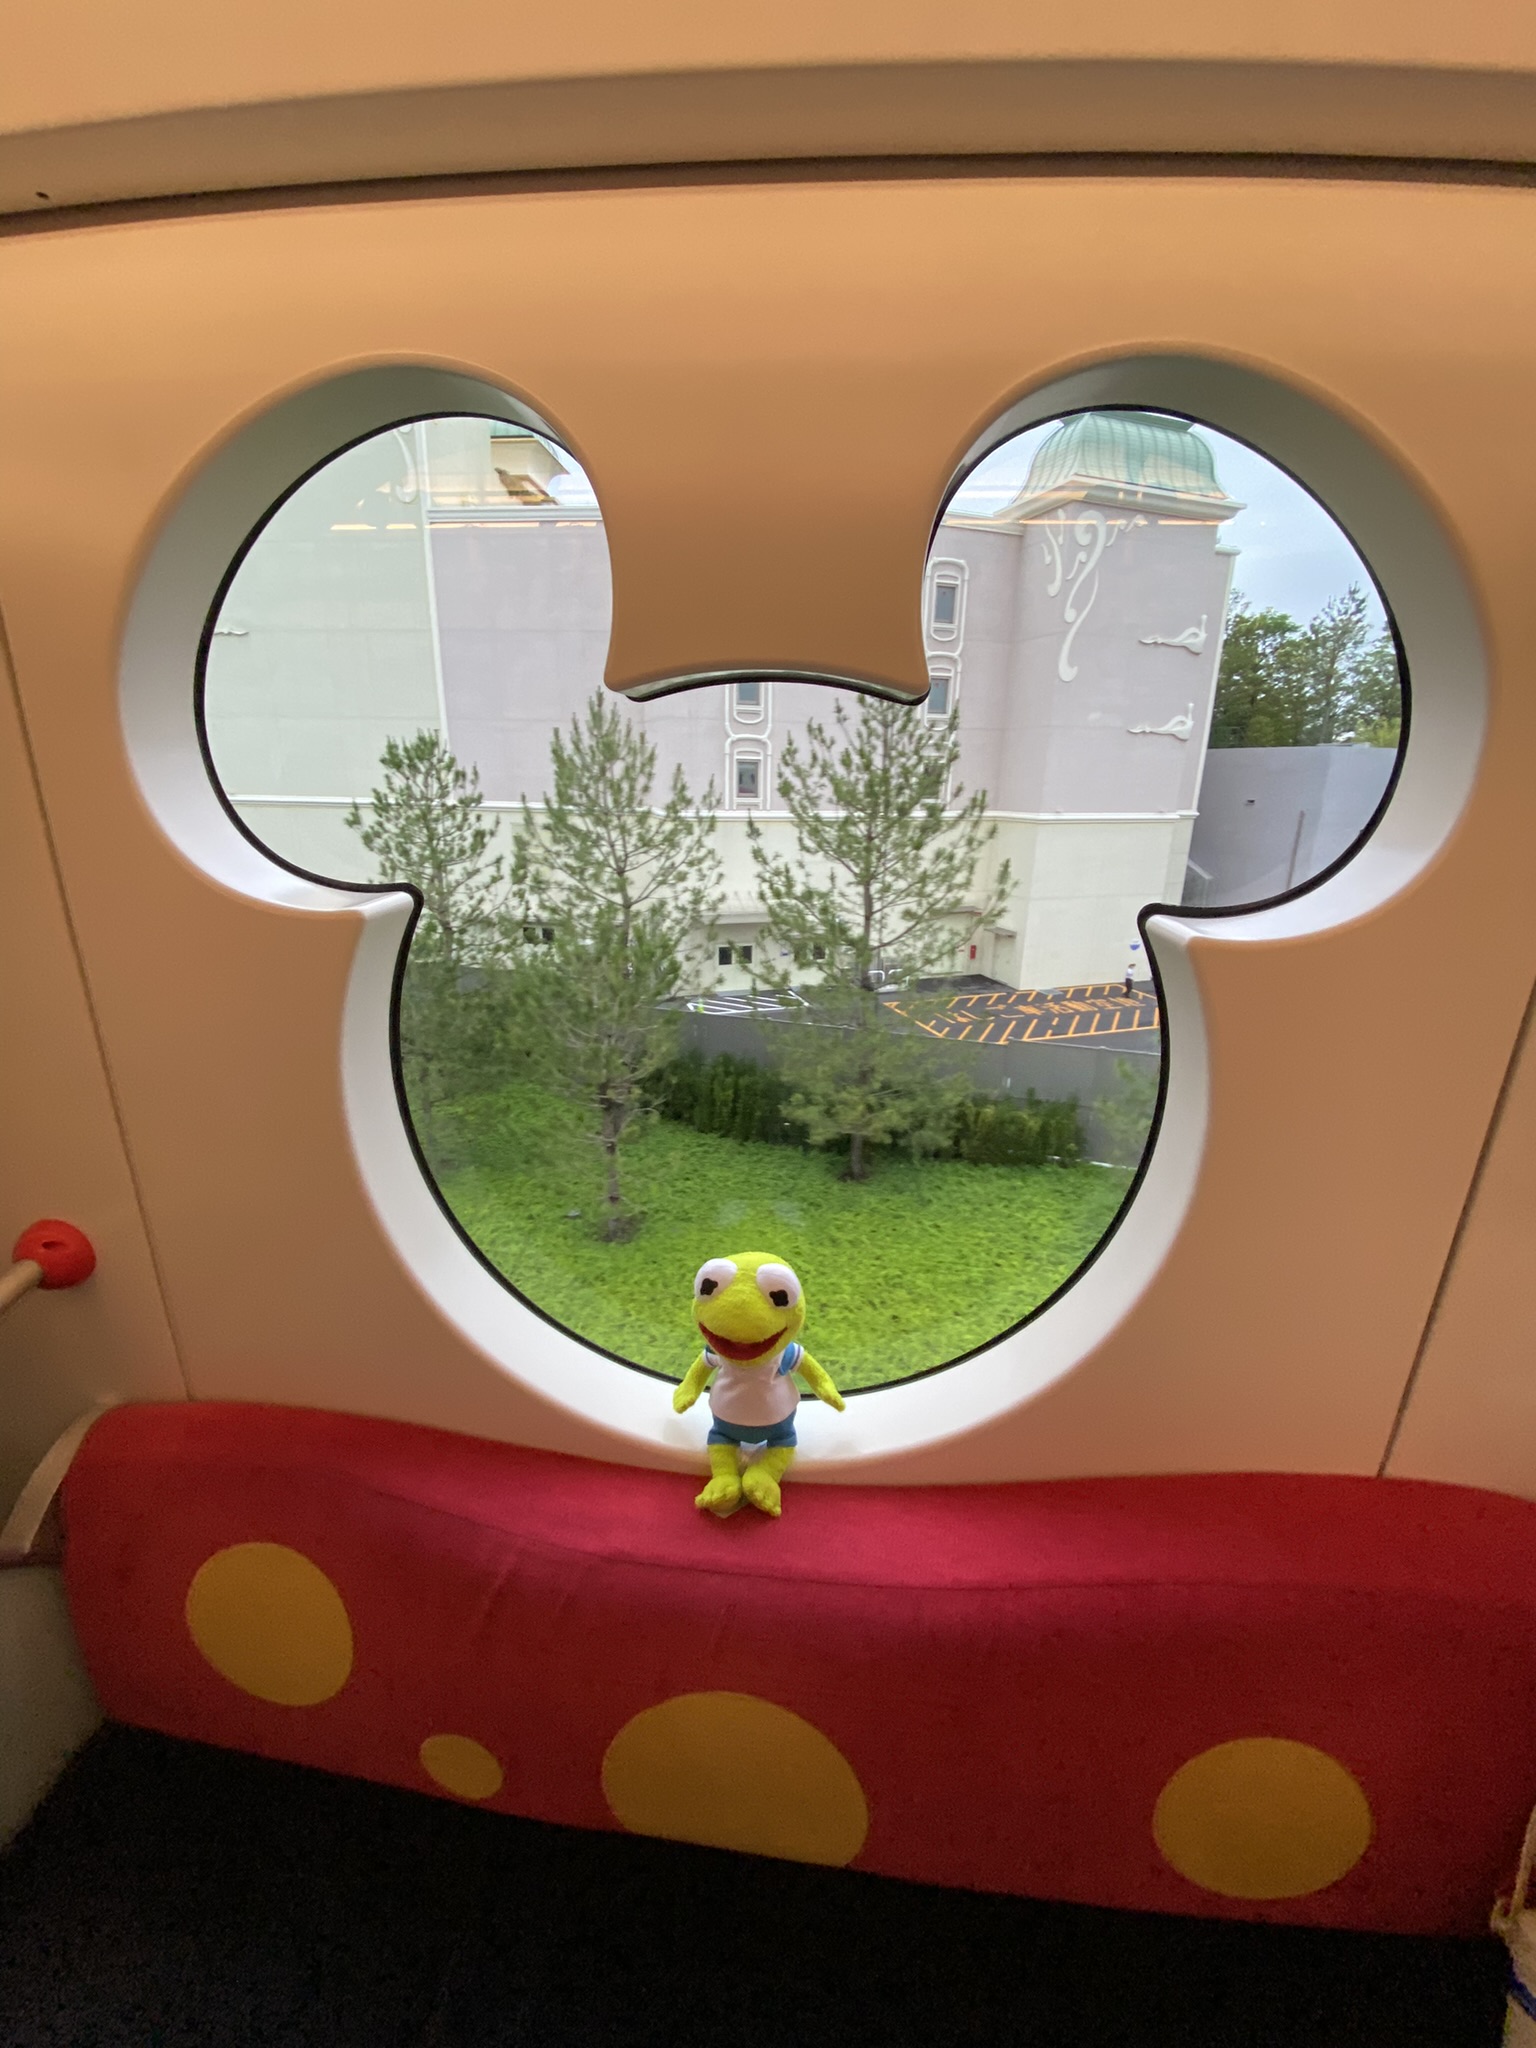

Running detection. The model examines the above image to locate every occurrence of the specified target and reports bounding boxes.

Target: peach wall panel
[0,174,1526,1484]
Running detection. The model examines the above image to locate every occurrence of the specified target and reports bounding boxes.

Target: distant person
[1122,969,1136,999]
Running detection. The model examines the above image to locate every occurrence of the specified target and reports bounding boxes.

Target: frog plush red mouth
[699,1324,788,1363]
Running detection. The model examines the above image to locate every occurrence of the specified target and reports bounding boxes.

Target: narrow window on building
[927,666,953,717]
[739,944,754,966]
[735,755,762,803]
[718,944,734,966]
[734,679,764,716]
[931,579,960,631]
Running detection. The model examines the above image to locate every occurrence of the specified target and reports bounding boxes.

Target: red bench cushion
[59,1401,1536,1934]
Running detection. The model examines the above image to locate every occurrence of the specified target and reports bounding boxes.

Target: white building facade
[206,412,1241,992]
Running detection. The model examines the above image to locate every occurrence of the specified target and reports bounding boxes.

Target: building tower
[938,413,1241,989]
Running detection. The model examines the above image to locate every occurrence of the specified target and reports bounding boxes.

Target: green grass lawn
[428,1086,1131,1391]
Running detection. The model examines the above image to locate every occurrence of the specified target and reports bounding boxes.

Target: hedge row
[950,1091,1083,1168]
[649,1049,1082,1167]
[649,1050,805,1146]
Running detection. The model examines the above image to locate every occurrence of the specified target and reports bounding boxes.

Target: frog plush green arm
[792,1349,845,1412]
[674,1251,843,1518]
[672,1352,713,1414]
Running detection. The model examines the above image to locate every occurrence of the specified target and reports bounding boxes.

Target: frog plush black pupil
[699,1278,718,1296]
[769,1288,790,1308]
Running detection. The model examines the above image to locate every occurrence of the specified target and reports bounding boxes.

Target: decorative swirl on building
[1057,506,1109,682]
[1042,526,1064,596]
[1127,702,1196,741]
[1139,616,1208,653]
[1039,510,1146,679]
[391,426,420,505]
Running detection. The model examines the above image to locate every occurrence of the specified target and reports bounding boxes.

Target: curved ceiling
[7,2,1536,217]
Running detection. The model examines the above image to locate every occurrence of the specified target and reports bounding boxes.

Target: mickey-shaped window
[202,408,1400,1398]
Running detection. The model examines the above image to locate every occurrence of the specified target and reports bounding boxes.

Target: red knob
[11,1220,96,1290]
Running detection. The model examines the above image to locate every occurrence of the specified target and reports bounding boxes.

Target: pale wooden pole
[0,1261,42,1316]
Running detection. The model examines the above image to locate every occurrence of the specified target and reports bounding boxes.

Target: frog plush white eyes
[672,1250,844,1518]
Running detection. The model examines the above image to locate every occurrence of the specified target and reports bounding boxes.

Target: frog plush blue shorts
[706,1414,798,1450]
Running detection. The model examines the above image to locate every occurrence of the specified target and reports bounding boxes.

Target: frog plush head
[691,1252,805,1364]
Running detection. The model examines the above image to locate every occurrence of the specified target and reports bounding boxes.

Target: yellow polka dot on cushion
[601,1691,868,1867]
[1153,1737,1373,1900]
[420,1734,504,1802]
[185,1543,353,1706]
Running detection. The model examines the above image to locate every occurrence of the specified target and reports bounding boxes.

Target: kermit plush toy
[672,1252,845,1517]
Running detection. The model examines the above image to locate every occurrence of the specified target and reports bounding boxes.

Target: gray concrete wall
[1186,745,1395,906]
[675,1009,1158,1163]
[204,426,439,818]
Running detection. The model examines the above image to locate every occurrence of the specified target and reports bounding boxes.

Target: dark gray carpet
[0,1727,1507,2046]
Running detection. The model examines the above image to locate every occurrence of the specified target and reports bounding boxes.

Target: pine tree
[1299,587,1396,743]
[507,695,722,1241]
[346,730,512,1124]
[748,696,1009,1182]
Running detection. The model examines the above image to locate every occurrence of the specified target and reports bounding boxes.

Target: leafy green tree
[507,694,721,1241]
[346,730,512,1125]
[1208,603,1311,747]
[749,696,1009,1183]
[1210,586,1399,748]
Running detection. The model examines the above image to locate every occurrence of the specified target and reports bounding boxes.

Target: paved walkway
[681,981,1161,1045]
[886,983,1160,1045]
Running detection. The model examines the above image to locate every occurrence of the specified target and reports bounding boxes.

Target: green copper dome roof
[1023,412,1233,504]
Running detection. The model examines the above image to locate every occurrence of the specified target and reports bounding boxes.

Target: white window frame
[926,557,968,644]
[728,738,768,808]
[926,657,959,719]
[731,678,768,723]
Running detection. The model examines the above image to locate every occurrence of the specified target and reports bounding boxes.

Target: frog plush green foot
[672,1252,844,1519]
[694,1445,744,1517]
[741,1445,795,1518]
